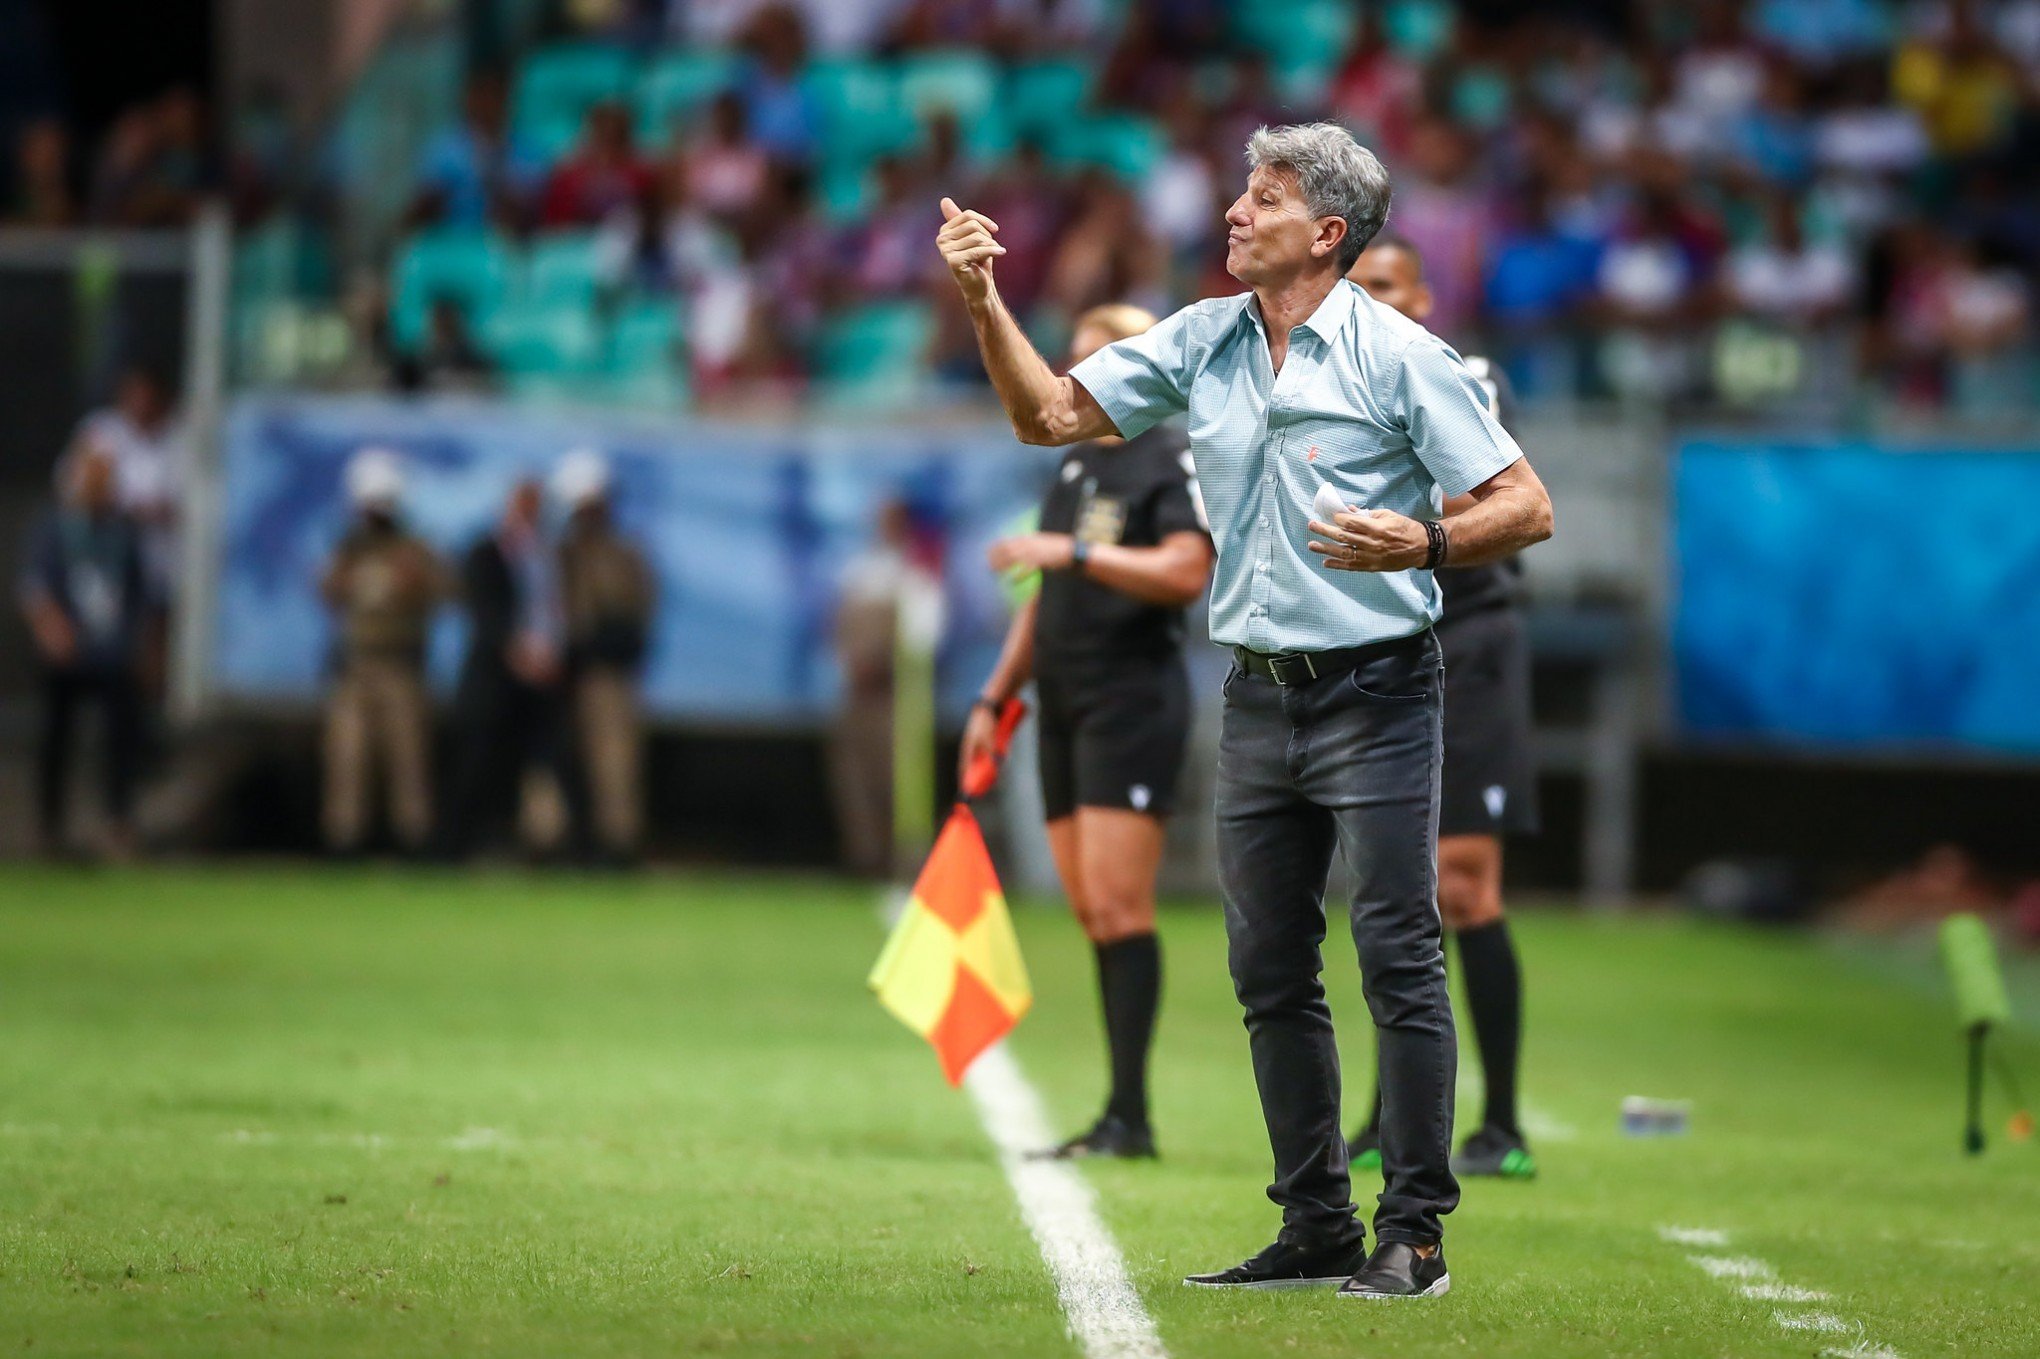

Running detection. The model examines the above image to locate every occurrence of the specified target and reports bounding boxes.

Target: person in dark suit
[440,478,586,860]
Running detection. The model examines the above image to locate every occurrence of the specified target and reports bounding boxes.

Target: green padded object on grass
[1941,912,2013,1030]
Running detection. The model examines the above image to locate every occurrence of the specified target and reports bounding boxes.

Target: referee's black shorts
[1437,605,1540,838]
[1035,655,1190,821]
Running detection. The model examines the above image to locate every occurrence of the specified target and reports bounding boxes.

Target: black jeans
[1214,629,1459,1247]
[38,666,143,845]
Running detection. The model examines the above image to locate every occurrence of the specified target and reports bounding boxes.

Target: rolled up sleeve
[1067,307,1195,441]
[1395,337,1525,499]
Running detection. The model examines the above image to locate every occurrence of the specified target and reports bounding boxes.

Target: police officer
[320,448,447,856]
[962,302,1215,1160]
[1344,235,1540,1179]
[553,449,656,867]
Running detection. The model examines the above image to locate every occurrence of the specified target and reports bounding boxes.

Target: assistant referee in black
[962,302,1215,1160]
[1344,235,1541,1179]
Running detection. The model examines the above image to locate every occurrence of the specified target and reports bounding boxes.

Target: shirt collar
[1240,278,1360,345]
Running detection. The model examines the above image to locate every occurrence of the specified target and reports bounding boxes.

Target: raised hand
[936,196,1005,305]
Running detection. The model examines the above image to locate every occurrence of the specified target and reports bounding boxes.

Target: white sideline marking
[874,890,1165,1359]
[1519,1104,1579,1143]
[1660,1226,1900,1358]
[1777,1312,1850,1334]
[964,1046,1169,1359]
[1740,1282,1828,1302]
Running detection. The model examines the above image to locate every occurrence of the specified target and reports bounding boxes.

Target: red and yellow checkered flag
[869,701,1032,1084]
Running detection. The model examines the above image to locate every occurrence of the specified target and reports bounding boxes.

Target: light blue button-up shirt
[1069,278,1524,654]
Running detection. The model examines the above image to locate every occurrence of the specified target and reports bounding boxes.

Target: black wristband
[973,697,1001,716]
[1423,520,1448,569]
[1069,538,1090,572]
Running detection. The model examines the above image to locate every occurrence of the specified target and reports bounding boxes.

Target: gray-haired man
[937,123,1552,1297]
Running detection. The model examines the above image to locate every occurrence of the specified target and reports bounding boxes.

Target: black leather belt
[1232,628,1432,687]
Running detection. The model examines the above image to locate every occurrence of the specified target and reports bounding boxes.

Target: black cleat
[1029,1114,1157,1161]
[1337,1241,1450,1299]
[1184,1236,1369,1290]
[1452,1124,1536,1179]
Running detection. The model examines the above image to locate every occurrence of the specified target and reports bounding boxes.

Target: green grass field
[3,866,2037,1358]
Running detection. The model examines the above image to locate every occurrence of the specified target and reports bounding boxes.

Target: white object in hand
[1312,482,1349,523]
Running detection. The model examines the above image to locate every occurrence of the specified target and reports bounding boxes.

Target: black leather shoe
[1184,1236,1369,1290]
[1337,1241,1450,1299]
[1028,1114,1157,1161]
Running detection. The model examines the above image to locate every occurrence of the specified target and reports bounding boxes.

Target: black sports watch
[1068,537,1091,572]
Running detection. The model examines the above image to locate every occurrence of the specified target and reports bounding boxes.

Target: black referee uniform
[1033,424,1206,822]
[1023,419,1205,1157]
[1435,357,1538,841]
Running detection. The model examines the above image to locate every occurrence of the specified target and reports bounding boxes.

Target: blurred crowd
[371,0,2040,410]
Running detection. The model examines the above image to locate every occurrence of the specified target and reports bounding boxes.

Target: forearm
[978,595,1037,703]
[1078,538,1208,607]
[965,289,1086,446]
[1441,485,1553,567]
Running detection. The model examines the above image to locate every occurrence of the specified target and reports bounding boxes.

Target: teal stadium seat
[524,231,607,306]
[389,228,514,350]
[896,50,999,122]
[636,49,738,147]
[805,58,920,164]
[1051,113,1163,181]
[1232,0,1356,102]
[1003,61,1093,140]
[606,296,689,407]
[815,301,932,406]
[512,42,639,164]
[483,298,604,376]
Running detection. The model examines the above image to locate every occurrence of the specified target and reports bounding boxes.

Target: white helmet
[345,446,404,509]
[551,446,611,509]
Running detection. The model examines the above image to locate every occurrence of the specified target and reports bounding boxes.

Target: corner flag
[869,699,1032,1084]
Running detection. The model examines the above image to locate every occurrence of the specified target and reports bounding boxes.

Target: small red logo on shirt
[1305,445,1320,461]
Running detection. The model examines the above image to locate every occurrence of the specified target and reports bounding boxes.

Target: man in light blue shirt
[937,121,1553,1298]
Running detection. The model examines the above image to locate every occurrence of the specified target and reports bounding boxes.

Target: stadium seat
[1004,60,1093,138]
[388,228,514,350]
[805,58,921,164]
[524,231,607,306]
[1051,113,1163,181]
[606,296,690,408]
[483,298,604,375]
[512,42,639,164]
[896,50,999,122]
[814,301,932,406]
[636,49,738,146]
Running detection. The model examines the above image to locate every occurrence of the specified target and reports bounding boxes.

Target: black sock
[1095,933,1160,1129]
[1456,918,1523,1136]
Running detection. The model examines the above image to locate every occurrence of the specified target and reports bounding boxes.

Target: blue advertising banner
[212,396,1080,724]
[1674,439,2040,754]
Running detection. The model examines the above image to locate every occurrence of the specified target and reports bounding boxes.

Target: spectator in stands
[553,451,657,867]
[319,449,447,857]
[441,479,588,861]
[990,0,1106,57]
[1723,196,1854,327]
[413,70,541,230]
[88,88,208,227]
[73,365,183,604]
[833,155,935,301]
[18,445,159,860]
[540,102,655,228]
[1892,2,2023,158]
[1043,169,1166,318]
[681,90,770,221]
[1327,8,1424,160]
[7,117,76,226]
[391,298,497,393]
[735,6,819,163]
